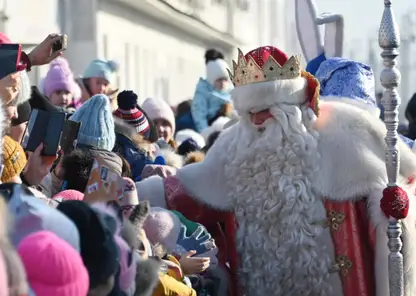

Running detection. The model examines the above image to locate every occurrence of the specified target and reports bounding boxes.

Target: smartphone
[0,44,22,79]
[44,112,66,156]
[60,120,81,154]
[21,109,66,156]
[52,35,67,52]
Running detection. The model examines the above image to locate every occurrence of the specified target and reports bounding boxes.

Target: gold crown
[227,49,301,87]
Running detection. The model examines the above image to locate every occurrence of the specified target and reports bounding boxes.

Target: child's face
[214,78,229,91]
[50,90,73,108]
[88,77,110,95]
[154,119,173,142]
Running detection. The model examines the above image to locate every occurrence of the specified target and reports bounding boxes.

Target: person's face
[50,90,73,108]
[5,105,17,120]
[88,77,110,95]
[10,121,27,143]
[154,118,173,142]
[214,78,229,91]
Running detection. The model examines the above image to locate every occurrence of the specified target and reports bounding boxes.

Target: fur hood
[156,149,183,169]
[114,116,152,153]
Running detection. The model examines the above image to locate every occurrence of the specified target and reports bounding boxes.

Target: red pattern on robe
[164,175,377,296]
[325,199,376,296]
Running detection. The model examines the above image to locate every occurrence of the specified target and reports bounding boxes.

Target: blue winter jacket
[191,78,233,132]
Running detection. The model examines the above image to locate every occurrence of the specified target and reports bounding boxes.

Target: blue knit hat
[70,94,116,151]
[315,57,376,108]
[83,59,119,84]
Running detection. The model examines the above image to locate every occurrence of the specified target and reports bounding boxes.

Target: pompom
[107,60,119,72]
[204,48,224,64]
[117,90,138,110]
[49,57,70,69]
[380,186,409,220]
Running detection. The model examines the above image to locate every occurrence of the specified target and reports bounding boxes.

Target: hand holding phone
[28,34,67,66]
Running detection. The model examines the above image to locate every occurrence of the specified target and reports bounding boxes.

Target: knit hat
[70,94,116,151]
[6,184,81,252]
[120,177,138,207]
[115,235,136,294]
[1,136,27,183]
[52,190,84,201]
[206,59,231,86]
[11,100,31,126]
[143,207,182,252]
[315,58,377,110]
[18,231,89,296]
[175,129,205,148]
[114,91,150,137]
[43,57,81,98]
[57,200,120,289]
[142,98,176,134]
[83,59,119,85]
[177,139,201,156]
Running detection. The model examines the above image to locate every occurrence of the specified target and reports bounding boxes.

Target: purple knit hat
[17,231,89,296]
[43,57,81,98]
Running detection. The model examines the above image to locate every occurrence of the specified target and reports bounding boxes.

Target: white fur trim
[17,71,31,106]
[175,129,205,148]
[206,59,230,86]
[311,101,416,201]
[321,95,381,118]
[135,176,167,208]
[156,149,183,169]
[200,116,230,142]
[231,77,308,115]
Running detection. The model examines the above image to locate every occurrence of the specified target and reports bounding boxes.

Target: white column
[63,0,98,76]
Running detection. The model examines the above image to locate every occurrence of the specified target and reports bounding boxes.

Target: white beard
[223,104,333,296]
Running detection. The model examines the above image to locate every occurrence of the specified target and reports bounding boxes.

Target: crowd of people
[0,30,240,296]
[0,4,416,295]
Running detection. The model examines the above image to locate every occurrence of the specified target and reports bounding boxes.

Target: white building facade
[0,0,289,106]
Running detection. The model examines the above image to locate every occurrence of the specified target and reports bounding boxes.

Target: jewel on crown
[227,48,302,87]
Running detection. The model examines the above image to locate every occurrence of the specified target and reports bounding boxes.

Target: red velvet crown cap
[245,46,289,68]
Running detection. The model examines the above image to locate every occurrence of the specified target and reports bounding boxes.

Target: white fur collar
[312,100,416,201]
[320,95,381,118]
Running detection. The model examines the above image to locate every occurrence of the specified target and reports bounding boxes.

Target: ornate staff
[378,1,409,295]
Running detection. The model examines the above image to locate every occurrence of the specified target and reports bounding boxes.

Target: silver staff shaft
[379,1,404,295]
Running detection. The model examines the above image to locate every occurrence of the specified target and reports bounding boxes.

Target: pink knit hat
[52,190,84,201]
[43,57,81,98]
[115,236,136,294]
[17,231,89,296]
[142,98,176,134]
[142,207,181,252]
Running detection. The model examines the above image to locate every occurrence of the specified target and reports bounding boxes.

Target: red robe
[164,176,377,296]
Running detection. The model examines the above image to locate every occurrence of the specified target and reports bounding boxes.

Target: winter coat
[191,78,232,132]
